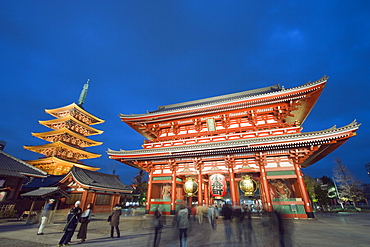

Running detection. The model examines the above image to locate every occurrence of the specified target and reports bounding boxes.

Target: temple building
[108,76,360,218]
[24,80,104,175]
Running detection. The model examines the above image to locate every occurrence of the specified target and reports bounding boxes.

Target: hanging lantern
[239,175,257,196]
[183,177,198,196]
[209,174,227,199]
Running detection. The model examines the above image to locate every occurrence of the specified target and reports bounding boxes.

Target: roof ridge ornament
[78,79,90,108]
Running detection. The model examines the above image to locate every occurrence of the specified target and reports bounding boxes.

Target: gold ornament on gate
[239,175,257,196]
[184,177,198,196]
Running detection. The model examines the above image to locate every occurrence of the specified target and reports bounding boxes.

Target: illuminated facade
[24,81,104,175]
[108,76,360,218]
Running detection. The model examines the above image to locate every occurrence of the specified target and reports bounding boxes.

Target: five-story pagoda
[24,80,104,175]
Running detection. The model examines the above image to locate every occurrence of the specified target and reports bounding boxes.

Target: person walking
[37,198,55,235]
[76,203,92,244]
[58,201,82,246]
[109,204,122,238]
[196,205,204,225]
[222,203,233,244]
[177,204,190,247]
[152,208,163,247]
[207,205,215,229]
[214,205,219,224]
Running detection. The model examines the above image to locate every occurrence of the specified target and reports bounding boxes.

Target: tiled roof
[0,150,47,178]
[151,84,281,113]
[21,186,69,198]
[22,175,65,188]
[108,120,360,158]
[70,166,132,192]
[0,169,26,178]
[120,75,328,118]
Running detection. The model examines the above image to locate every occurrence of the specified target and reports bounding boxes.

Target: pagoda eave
[45,103,105,125]
[31,128,103,147]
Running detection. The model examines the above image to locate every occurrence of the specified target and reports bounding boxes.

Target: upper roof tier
[45,103,105,125]
[119,76,328,139]
[120,76,327,121]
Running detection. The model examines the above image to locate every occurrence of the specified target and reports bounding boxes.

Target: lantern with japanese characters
[239,175,257,196]
[209,174,227,199]
[183,177,198,196]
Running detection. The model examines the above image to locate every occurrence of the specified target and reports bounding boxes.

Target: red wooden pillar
[225,155,237,205]
[170,171,177,214]
[257,153,273,212]
[294,161,314,218]
[204,181,209,205]
[146,170,153,214]
[188,196,193,208]
[229,169,238,205]
[197,173,203,206]
[194,158,203,206]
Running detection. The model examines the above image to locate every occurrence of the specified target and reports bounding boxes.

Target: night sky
[1,1,369,185]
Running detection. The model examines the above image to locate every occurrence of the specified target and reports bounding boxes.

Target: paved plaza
[0,212,369,247]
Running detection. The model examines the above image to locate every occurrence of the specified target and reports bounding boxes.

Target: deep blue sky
[1,1,369,185]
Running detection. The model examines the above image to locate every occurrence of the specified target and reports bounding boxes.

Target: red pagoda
[108,76,360,218]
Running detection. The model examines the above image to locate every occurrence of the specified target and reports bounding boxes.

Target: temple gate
[108,76,360,218]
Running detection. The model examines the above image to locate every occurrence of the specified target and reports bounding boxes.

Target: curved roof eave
[45,103,105,125]
[119,75,328,119]
[107,120,359,157]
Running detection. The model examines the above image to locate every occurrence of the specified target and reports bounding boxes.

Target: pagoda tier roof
[31,128,103,147]
[45,103,104,125]
[24,141,101,159]
[25,156,100,171]
[119,76,328,125]
[60,166,133,193]
[39,115,103,135]
[108,120,360,168]
[0,150,47,178]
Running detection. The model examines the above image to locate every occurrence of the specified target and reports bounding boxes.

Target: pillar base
[170,210,176,215]
[306,212,315,218]
[145,209,150,214]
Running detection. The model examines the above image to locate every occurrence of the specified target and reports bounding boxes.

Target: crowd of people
[35,199,288,247]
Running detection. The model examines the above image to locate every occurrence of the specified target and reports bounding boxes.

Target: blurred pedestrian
[58,201,82,246]
[37,198,55,235]
[214,205,219,224]
[196,205,204,225]
[76,203,92,244]
[222,203,233,244]
[152,208,163,247]
[190,205,197,222]
[178,205,190,247]
[109,204,122,238]
[207,205,215,229]
[243,205,253,245]
[233,205,245,242]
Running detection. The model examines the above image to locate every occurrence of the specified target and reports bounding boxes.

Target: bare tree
[131,169,148,206]
[332,158,363,207]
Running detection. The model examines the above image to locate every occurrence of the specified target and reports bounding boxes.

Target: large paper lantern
[239,175,257,196]
[184,177,198,196]
[209,174,227,199]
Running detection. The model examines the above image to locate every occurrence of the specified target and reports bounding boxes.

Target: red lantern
[209,174,227,199]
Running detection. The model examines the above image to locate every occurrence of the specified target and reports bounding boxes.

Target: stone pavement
[1,212,370,247]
